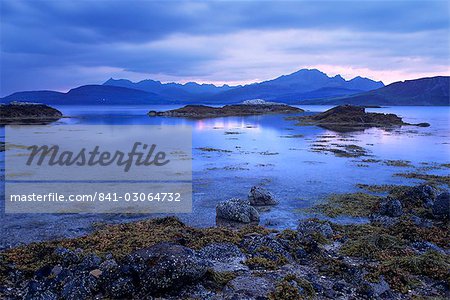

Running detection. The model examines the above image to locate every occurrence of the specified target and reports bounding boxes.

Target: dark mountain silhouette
[102,69,384,103]
[103,78,237,101]
[205,69,384,103]
[1,85,167,105]
[2,70,447,106]
[301,76,450,106]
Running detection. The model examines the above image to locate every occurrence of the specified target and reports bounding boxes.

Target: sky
[0,0,449,96]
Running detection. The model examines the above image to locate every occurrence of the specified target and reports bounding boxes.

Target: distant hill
[1,85,167,105]
[103,78,237,101]
[301,76,450,106]
[5,69,448,106]
[206,69,384,103]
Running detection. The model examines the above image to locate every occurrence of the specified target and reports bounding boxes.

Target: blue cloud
[1,0,449,96]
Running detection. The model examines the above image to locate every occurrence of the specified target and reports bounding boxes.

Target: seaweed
[310,192,381,217]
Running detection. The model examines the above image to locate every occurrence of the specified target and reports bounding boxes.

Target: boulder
[126,242,208,294]
[216,198,260,223]
[198,243,248,272]
[297,219,334,239]
[378,196,403,217]
[248,186,278,206]
[403,184,437,208]
[241,235,292,262]
[53,247,80,266]
[223,275,275,299]
[432,192,449,220]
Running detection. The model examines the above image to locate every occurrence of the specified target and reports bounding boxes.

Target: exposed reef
[1,184,448,299]
[0,102,63,124]
[287,105,430,132]
[148,103,303,119]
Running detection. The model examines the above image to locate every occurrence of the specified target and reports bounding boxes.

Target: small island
[288,105,430,131]
[0,102,63,124]
[148,100,303,118]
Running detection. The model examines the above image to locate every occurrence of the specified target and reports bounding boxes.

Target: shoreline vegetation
[1,184,448,299]
[148,102,304,118]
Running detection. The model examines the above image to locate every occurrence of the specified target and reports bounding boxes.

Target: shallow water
[1,105,449,248]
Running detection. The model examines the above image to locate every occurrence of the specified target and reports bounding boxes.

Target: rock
[53,247,80,266]
[248,186,278,206]
[370,215,401,227]
[216,198,260,223]
[223,275,275,299]
[432,192,449,219]
[410,215,432,228]
[23,280,58,300]
[79,253,102,271]
[127,242,208,294]
[148,104,303,119]
[198,243,248,272]
[241,235,292,262]
[99,259,120,280]
[50,265,63,277]
[61,274,98,300]
[89,269,102,278]
[378,196,403,217]
[297,219,334,239]
[289,105,415,132]
[35,265,52,279]
[403,184,438,208]
[106,277,135,299]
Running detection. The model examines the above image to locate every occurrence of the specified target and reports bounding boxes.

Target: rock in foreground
[148,103,303,118]
[248,186,278,206]
[216,198,260,223]
[0,102,63,124]
[288,105,430,131]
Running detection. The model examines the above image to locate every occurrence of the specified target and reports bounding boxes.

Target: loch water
[1,105,449,248]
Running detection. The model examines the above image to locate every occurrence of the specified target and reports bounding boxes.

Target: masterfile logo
[4,125,192,214]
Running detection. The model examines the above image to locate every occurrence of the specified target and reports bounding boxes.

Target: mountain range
[1,69,449,106]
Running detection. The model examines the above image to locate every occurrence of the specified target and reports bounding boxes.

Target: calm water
[1,105,449,248]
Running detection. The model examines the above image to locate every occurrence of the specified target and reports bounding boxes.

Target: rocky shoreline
[0,102,63,124]
[148,103,303,119]
[287,105,430,132]
[1,184,448,299]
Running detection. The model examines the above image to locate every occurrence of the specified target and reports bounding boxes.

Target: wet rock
[241,235,292,262]
[177,283,217,300]
[198,243,248,272]
[404,184,438,208]
[79,253,102,271]
[23,280,57,300]
[127,242,208,294]
[432,192,449,220]
[297,219,334,239]
[53,247,80,266]
[89,269,102,278]
[248,186,278,206]
[216,198,260,223]
[35,265,52,279]
[99,259,120,280]
[378,196,403,217]
[106,277,135,299]
[223,275,275,299]
[370,215,401,227]
[61,273,98,300]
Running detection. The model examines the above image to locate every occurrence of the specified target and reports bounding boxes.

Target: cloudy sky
[1,0,449,96]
